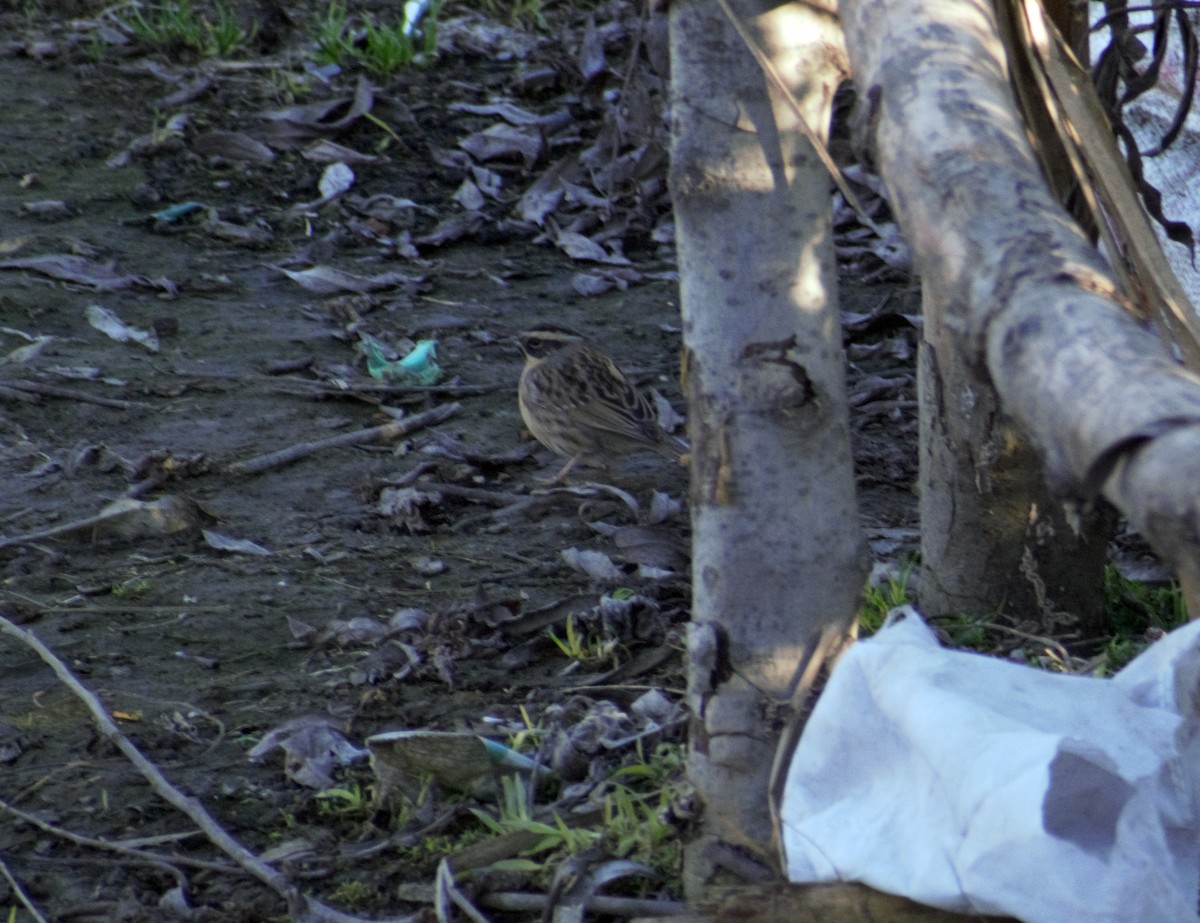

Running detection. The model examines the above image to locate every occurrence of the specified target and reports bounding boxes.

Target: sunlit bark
[669,0,867,890]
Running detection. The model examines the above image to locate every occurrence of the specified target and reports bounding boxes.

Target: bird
[516,323,685,483]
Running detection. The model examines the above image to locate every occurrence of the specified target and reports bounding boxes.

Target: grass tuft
[309,0,442,76]
[126,0,255,57]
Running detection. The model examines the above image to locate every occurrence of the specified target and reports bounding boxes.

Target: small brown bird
[516,323,684,482]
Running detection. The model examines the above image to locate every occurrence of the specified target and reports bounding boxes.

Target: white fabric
[781,606,1200,923]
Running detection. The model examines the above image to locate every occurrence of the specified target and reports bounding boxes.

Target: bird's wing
[568,353,663,445]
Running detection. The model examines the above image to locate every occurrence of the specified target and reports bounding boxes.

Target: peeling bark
[840,0,1200,614]
[669,0,867,892]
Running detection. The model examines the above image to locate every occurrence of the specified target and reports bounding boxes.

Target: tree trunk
[917,281,1117,630]
[669,0,868,893]
[839,0,1200,615]
[915,0,1117,632]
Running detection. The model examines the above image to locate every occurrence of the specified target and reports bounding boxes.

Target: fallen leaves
[277,264,424,295]
[0,255,175,293]
[0,9,696,922]
[86,304,160,353]
[191,130,276,163]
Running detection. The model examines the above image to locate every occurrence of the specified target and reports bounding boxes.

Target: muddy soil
[0,3,918,920]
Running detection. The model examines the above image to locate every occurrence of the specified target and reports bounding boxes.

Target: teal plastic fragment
[151,201,206,223]
[360,334,442,385]
[480,738,538,771]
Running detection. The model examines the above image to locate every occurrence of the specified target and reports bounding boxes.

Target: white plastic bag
[781,606,1200,923]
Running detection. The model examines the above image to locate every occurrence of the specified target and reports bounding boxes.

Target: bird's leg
[538,454,581,485]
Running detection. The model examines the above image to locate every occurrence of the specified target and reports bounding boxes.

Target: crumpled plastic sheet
[781,605,1200,923]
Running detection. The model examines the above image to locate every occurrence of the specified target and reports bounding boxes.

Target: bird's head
[517,324,588,364]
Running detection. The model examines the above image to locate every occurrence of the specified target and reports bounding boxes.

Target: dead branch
[0,379,145,410]
[840,0,1200,611]
[481,889,689,917]
[407,480,528,507]
[0,851,47,923]
[0,495,203,551]
[0,796,193,887]
[226,402,461,476]
[175,367,501,399]
[0,384,39,403]
[0,613,423,923]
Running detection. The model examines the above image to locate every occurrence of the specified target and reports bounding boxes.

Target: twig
[389,460,440,486]
[0,495,202,552]
[854,399,918,417]
[312,381,497,398]
[0,384,40,403]
[0,613,421,923]
[0,797,193,887]
[0,510,133,550]
[0,850,48,923]
[2,380,144,410]
[977,619,1076,668]
[435,860,491,923]
[408,481,529,507]
[24,850,237,876]
[2,593,231,615]
[173,367,500,398]
[452,497,547,533]
[399,886,690,918]
[226,402,461,476]
[0,615,305,910]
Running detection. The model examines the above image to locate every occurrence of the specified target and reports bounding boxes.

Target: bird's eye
[527,337,542,350]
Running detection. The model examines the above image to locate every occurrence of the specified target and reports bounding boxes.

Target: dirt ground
[0,3,919,920]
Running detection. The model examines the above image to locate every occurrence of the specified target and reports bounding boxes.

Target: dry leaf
[286,615,318,642]
[159,74,214,107]
[1,335,54,364]
[201,530,272,555]
[571,267,642,296]
[610,524,687,570]
[458,122,543,168]
[553,229,631,265]
[202,212,274,248]
[648,489,682,523]
[414,211,484,246]
[262,74,375,133]
[389,608,430,631]
[578,16,608,82]
[516,153,581,225]
[448,100,542,125]
[86,304,160,352]
[302,139,387,165]
[470,165,504,198]
[278,265,422,294]
[379,486,442,532]
[18,200,73,220]
[571,273,614,297]
[561,547,622,583]
[191,130,275,163]
[452,179,486,211]
[0,255,154,291]
[652,390,686,435]
[438,14,540,59]
[248,716,367,789]
[323,616,391,646]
